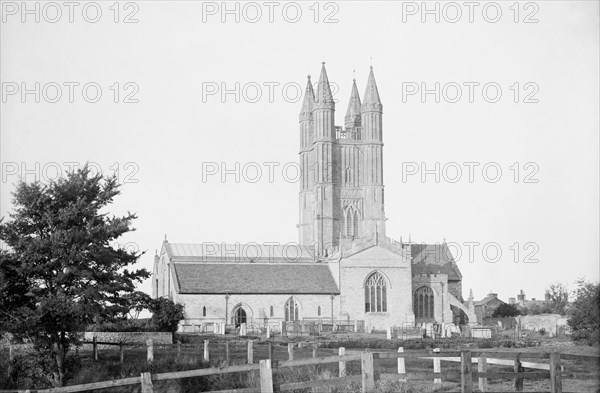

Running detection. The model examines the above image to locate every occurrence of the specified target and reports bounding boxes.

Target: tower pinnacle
[345,78,361,129]
[363,66,382,110]
[300,75,315,118]
[315,62,334,109]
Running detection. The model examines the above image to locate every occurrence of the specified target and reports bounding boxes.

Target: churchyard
[2,326,598,393]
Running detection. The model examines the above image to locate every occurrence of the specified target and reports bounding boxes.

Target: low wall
[83,332,173,349]
[516,314,568,337]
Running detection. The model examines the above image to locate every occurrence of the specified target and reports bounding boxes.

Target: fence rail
[2,343,598,393]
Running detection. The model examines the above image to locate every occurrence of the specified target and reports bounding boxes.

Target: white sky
[1,1,598,302]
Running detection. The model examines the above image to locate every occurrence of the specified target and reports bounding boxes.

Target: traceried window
[343,205,360,239]
[284,297,299,321]
[414,286,435,319]
[365,272,387,312]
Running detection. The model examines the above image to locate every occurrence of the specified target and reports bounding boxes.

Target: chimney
[509,297,516,305]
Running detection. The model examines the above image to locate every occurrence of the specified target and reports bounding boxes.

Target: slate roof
[411,243,462,281]
[165,242,315,262]
[173,263,339,294]
[474,296,506,307]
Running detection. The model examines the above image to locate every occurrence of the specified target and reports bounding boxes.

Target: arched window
[414,286,435,319]
[343,205,360,239]
[202,306,206,317]
[365,272,387,312]
[317,306,321,316]
[270,305,274,317]
[284,297,299,321]
[232,306,247,327]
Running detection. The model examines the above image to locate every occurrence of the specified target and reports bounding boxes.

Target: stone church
[152,63,477,332]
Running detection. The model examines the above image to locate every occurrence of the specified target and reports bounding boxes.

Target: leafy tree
[0,166,149,385]
[546,282,569,315]
[148,297,185,332]
[568,279,599,345]
[492,303,521,318]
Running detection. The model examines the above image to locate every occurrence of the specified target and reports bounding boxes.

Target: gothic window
[202,306,206,317]
[365,272,387,312]
[345,167,352,185]
[414,286,435,319]
[284,297,299,322]
[343,205,360,239]
[233,306,247,327]
[270,305,274,317]
[317,306,321,316]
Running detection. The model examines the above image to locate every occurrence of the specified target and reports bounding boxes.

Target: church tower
[298,63,386,255]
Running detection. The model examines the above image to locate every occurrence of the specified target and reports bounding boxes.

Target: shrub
[568,279,600,345]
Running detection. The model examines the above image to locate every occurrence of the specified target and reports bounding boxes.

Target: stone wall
[83,331,173,347]
[516,314,568,337]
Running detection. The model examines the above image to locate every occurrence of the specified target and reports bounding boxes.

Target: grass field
[2,335,599,392]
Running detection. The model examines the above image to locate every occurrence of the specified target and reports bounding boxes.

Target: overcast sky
[1,0,598,302]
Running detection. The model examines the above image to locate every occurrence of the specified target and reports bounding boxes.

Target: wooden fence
[3,344,599,393]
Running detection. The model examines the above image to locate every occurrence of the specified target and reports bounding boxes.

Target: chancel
[152,63,477,332]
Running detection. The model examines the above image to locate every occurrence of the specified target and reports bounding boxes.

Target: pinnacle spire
[344,78,361,128]
[363,66,382,110]
[316,62,334,109]
[299,75,315,117]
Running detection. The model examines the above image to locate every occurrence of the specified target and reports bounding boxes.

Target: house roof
[474,296,506,307]
[165,242,315,263]
[173,263,339,294]
[410,243,462,280]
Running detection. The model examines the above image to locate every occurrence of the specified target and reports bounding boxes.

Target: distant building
[474,292,506,321]
[515,289,548,310]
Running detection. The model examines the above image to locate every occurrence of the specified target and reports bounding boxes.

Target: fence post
[281,321,287,337]
[361,349,375,393]
[397,347,406,382]
[177,341,181,357]
[339,347,346,377]
[460,350,473,393]
[386,326,392,340]
[259,359,274,393]
[268,342,273,362]
[266,325,271,339]
[225,341,230,365]
[140,372,153,393]
[478,355,487,392]
[248,340,254,364]
[203,340,209,362]
[514,356,524,391]
[287,342,294,360]
[433,348,442,389]
[312,343,317,358]
[354,320,358,332]
[119,341,124,365]
[9,343,14,361]
[146,339,154,363]
[93,336,98,361]
[550,352,562,393]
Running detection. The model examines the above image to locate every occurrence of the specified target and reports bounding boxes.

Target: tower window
[365,272,387,312]
[270,305,274,317]
[318,306,321,316]
[414,286,435,319]
[202,306,207,317]
[343,205,360,239]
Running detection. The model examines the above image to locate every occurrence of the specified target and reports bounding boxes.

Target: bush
[492,303,521,318]
[86,318,156,332]
[568,279,600,345]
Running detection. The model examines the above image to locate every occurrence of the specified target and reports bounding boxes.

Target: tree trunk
[54,341,66,386]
